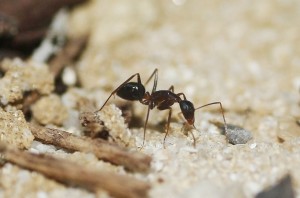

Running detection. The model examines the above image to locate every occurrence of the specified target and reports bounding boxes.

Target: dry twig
[28,124,151,173]
[49,36,87,76]
[19,36,87,117]
[0,142,150,198]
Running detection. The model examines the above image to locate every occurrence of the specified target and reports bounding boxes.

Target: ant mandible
[95,68,228,148]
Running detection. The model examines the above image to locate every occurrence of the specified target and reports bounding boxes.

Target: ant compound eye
[179,100,195,125]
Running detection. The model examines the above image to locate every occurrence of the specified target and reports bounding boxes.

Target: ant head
[179,100,195,125]
[117,82,145,101]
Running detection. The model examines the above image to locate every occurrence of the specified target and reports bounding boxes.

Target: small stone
[0,108,34,149]
[31,94,68,125]
[225,124,253,145]
[0,58,54,105]
[296,120,300,127]
[62,66,77,86]
[255,175,295,198]
[95,104,134,146]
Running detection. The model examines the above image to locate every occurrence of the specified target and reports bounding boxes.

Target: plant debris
[0,0,88,55]
[0,141,150,198]
[29,124,151,173]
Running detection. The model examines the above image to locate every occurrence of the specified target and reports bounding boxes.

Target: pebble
[255,175,295,198]
[225,124,253,145]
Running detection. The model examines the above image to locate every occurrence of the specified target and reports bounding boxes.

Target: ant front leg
[95,73,142,112]
[180,122,197,148]
[195,102,228,133]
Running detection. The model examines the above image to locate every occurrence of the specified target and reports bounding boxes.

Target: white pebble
[250,143,257,149]
[62,67,77,86]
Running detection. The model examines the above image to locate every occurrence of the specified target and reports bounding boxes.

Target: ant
[95,69,228,148]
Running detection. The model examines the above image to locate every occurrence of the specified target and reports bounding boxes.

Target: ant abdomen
[116,82,145,101]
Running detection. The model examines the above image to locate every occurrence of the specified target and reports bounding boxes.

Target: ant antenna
[195,102,228,134]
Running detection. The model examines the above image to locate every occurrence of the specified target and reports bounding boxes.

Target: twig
[19,36,88,116]
[49,36,88,76]
[49,35,88,94]
[0,142,150,198]
[28,124,152,173]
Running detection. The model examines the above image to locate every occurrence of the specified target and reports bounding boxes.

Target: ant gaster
[95,69,228,147]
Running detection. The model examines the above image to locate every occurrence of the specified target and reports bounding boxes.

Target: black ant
[95,69,228,147]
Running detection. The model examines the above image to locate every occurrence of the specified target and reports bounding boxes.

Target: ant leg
[186,123,197,147]
[195,102,228,133]
[144,68,158,94]
[177,93,187,100]
[163,108,172,148]
[168,84,188,100]
[95,73,142,112]
[140,69,159,148]
[141,105,151,148]
[180,119,197,147]
[168,85,188,100]
[190,130,196,147]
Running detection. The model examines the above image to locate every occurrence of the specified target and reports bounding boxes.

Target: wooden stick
[28,124,151,173]
[49,36,88,76]
[0,142,150,198]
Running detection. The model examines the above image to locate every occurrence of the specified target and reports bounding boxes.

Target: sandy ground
[1,0,300,197]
